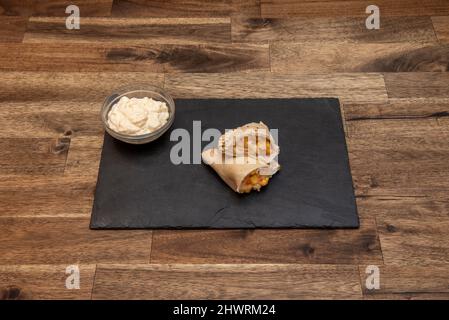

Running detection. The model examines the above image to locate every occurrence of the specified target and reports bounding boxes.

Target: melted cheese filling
[240,170,270,193]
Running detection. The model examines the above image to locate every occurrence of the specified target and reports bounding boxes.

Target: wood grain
[0,72,163,102]
[377,217,449,265]
[92,264,362,299]
[0,102,102,138]
[343,99,449,121]
[112,0,231,17]
[0,0,113,16]
[232,0,261,16]
[358,197,449,267]
[360,265,449,300]
[0,176,96,217]
[0,0,448,300]
[347,118,449,197]
[432,16,449,43]
[347,116,444,137]
[271,43,448,73]
[0,43,269,72]
[260,0,449,18]
[24,17,231,44]
[385,73,449,99]
[356,196,449,220]
[0,138,69,175]
[233,16,437,43]
[165,73,388,104]
[64,136,103,177]
[150,218,382,264]
[0,218,152,264]
[0,265,95,300]
[0,16,27,42]
[0,174,96,218]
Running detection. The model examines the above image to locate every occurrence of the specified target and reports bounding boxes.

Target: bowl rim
[101,84,175,141]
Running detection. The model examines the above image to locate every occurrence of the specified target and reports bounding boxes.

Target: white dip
[107,96,170,135]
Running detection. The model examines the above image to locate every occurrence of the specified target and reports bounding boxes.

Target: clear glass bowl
[101,85,175,144]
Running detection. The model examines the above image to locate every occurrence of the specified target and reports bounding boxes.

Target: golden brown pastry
[219,122,279,164]
[202,122,280,194]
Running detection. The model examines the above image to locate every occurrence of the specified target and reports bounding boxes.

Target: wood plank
[0,102,101,138]
[377,217,449,265]
[165,73,388,104]
[432,16,449,43]
[24,17,231,44]
[271,43,448,73]
[0,218,152,264]
[360,265,449,299]
[347,116,444,137]
[0,265,95,299]
[357,197,449,267]
[112,0,231,17]
[232,0,261,16]
[113,0,260,17]
[261,0,449,18]
[64,135,103,177]
[0,0,113,16]
[343,99,449,121]
[0,138,69,175]
[347,118,449,197]
[0,72,163,102]
[385,73,449,99]
[233,16,436,43]
[356,196,449,220]
[0,43,269,72]
[352,168,449,198]
[0,16,27,42]
[352,170,449,198]
[0,176,96,217]
[150,218,382,264]
[93,264,362,299]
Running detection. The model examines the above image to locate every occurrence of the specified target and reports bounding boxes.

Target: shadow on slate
[90,98,359,229]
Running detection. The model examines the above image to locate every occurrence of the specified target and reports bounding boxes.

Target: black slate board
[90,98,359,229]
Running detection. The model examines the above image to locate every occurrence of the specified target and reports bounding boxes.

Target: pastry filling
[240,170,270,193]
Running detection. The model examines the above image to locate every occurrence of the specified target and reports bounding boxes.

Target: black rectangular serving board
[90,98,359,229]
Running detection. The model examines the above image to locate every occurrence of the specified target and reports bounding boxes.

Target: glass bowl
[101,85,175,144]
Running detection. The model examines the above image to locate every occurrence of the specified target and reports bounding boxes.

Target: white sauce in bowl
[107,96,169,135]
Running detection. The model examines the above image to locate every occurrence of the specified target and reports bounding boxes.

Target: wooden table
[0,0,448,300]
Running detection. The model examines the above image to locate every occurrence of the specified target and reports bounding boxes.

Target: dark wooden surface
[0,0,448,300]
